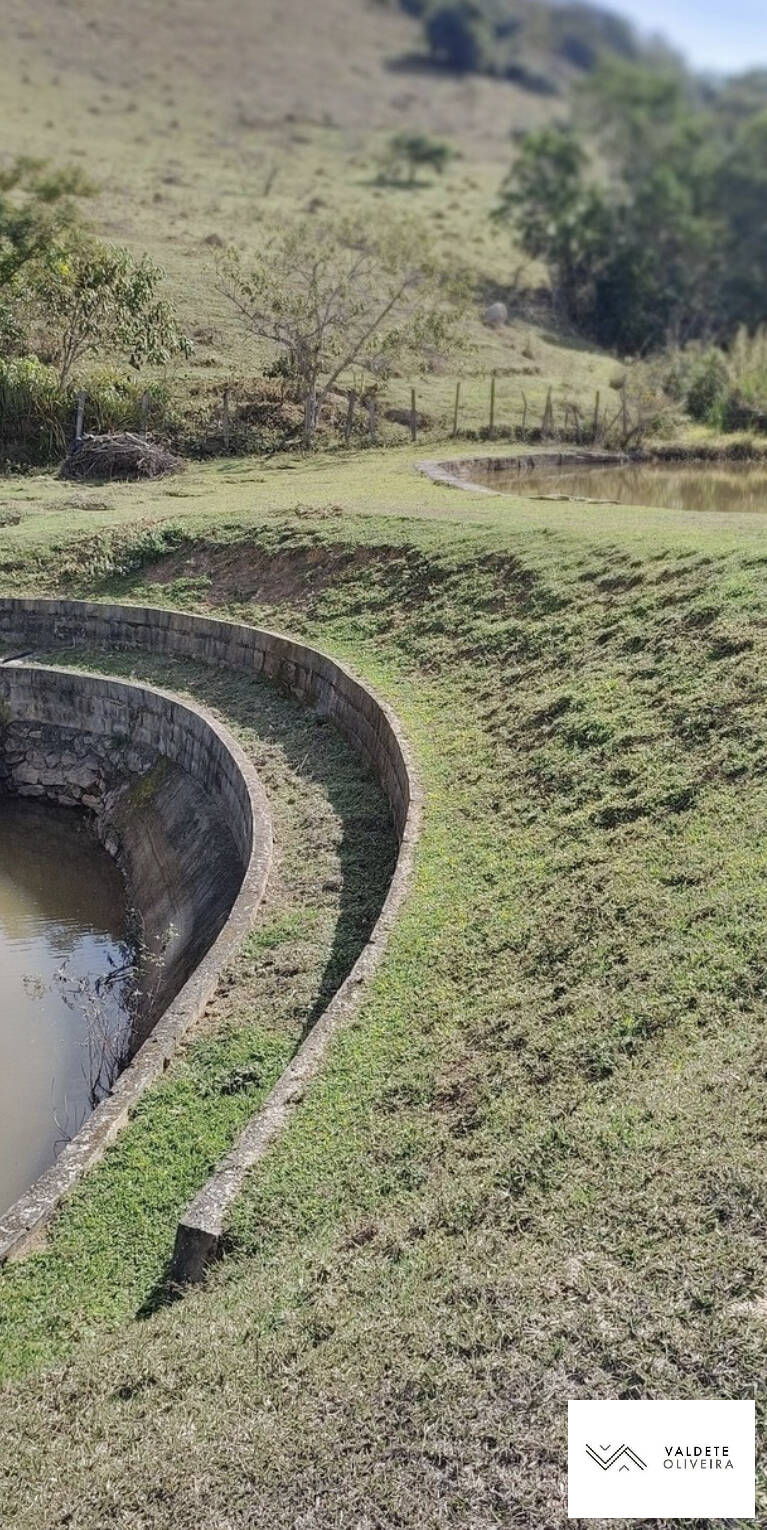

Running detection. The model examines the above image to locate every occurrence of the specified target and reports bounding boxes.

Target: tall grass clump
[678,327,767,433]
[0,357,170,468]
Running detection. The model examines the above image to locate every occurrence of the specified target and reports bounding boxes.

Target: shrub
[686,349,730,421]
[380,132,456,184]
[549,2,639,69]
[0,356,171,468]
[425,2,487,72]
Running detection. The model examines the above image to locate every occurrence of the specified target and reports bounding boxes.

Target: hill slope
[0,0,623,446]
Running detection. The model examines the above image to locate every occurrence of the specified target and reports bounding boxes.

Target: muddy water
[0,798,133,1218]
[479,460,767,514]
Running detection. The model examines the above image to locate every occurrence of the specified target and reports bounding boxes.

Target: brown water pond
[474,459,767,514]
[0,798,133,1217]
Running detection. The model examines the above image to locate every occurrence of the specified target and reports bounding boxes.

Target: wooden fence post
[489,373,496,438]
[344,390,357,445]
[140,390,151,438]
[75,390,86,442]
[542,386,553,437]
[452,381,461,438]
[410,387,417,443]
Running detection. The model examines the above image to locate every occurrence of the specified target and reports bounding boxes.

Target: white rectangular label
[568,1399,755,1519]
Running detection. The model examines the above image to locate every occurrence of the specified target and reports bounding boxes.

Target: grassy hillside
[0,455,766,1523]
[0,0,627,444]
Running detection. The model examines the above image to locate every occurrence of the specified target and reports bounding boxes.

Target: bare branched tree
[219,216,471,447]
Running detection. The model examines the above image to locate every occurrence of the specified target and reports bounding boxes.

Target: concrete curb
[0,599,422,1283]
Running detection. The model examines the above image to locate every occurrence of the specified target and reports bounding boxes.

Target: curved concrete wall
[0,664,272,1264]
[0,599,414,839]
[0,598,421,1281]
[0,664,257,1027]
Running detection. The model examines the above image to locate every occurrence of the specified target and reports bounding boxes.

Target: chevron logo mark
[585,1442,648,1473]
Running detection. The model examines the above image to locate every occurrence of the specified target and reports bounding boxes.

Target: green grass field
[0,451,765,1526]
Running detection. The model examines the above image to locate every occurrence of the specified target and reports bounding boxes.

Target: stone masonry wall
[0,666,252,1026]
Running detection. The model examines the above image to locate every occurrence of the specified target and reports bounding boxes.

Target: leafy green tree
[715,111,767,329]
[579,59,710,182]
[381,132,455,185]
[496,128,608,322]
[220,216,470,447]
[497,125,720,352]
[32,242,191,385]
[425,2,488,72]
[713,70,767,132]
[0,159,95,357]
[0,159,93,290]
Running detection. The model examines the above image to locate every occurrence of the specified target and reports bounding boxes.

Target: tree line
[394,0,676,85]
[495,59,767,356]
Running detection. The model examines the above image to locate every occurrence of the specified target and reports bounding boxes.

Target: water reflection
[480,460,767,514]
[0,798,132,1217]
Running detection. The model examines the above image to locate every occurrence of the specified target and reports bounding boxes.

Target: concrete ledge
[0,598,422,1283]
[417,450,628,493]
[0,664,273,1264]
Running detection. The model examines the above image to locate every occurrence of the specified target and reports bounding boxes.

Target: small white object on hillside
[483,301,508,328]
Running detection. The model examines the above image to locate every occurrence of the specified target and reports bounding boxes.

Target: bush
[380,131,456,184]
[0,356,171,468]
[425,2,486,71]
[686,349,730,421]
[505,61,558,94]
[672,329,767,433]
[549,2,639,68]
[557,33,598,70]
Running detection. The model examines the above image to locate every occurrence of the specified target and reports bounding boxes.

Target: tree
[0,158,93,291]
[425,2,487,72]
[549,2,640,71]
[578,59,709,183]
[497,122,721,353]
[0,158,94,358]
[220,216,470,447]
[715,111,767,329]
[589,165,720,351]
[496,128,609,322]
[381,132,455,185]
[32,242,191,385]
